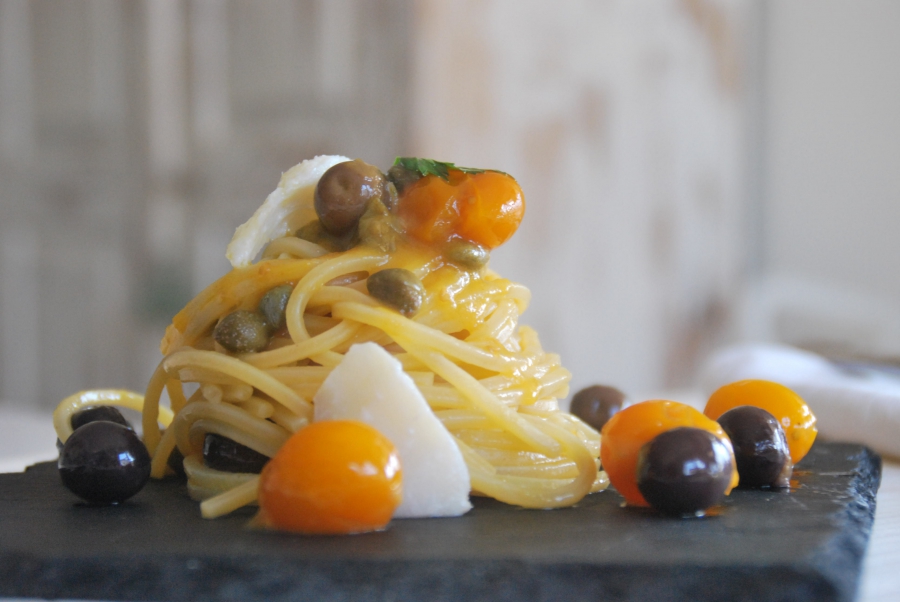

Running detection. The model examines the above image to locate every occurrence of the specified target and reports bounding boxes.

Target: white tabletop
[1,404,898,601]
[859,458,900,601]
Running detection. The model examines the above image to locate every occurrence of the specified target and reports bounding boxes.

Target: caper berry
[315,159,388,236]
[203,433,269,473]
[258,284,293,332]
[367,268,425,317]
[636,427,734,516]
[213,310,271,353]
[717,406,793,488]
[445,239,490,270]
[387,163,423,194]
[570,385,627,431]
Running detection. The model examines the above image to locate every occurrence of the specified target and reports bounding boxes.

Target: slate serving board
[0,442,882,602]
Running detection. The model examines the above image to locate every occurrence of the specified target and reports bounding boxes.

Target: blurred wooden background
[2,0,899,409]
[0,0,413,406]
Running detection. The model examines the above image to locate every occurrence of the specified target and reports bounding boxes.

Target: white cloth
[701,343,900,459]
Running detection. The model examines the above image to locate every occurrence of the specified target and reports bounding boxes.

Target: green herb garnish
[393,157,501,182]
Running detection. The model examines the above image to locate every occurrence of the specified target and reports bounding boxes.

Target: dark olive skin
[57,406,134,454]
[70,406,131,431]
[58,421,151,504]
[386,163,423,195]
[636,427,734,516]
[203,433,269,473]
[258,284,293,332]
[213,310,270,353]
[315,160,388,236]
[167,444,186,479]
[570,385,627,431]
[445,239,490,270]
[367,268,425,317]
[717,406,793,488]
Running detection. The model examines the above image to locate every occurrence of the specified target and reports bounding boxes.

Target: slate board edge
[0,554,874,602]
[0,444,883,602]
[807,445,882,602]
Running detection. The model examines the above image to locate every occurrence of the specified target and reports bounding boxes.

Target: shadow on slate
[0,441,881,602]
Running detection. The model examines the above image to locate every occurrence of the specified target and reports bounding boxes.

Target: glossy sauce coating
[371,242,524,338]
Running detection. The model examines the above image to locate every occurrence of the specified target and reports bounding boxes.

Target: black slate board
[0,442,881,602]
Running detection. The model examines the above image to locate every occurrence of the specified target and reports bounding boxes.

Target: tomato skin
[600,400,738,507]
[397,170,525,249]
[704,379,817,465]
[258,420,402,534]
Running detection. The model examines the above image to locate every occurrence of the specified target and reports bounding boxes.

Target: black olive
[203,433,269,473]
[445,239,490,270]
[167,444,186,479]
[213,310,271,353]
[366,268,425,317]
[56,406,135,453]
[71,406,131,431]
[717,406,793,488]
[570,385,627,431]
[58,421,151,504]
[315,160,389,236]
[636,427,734,516]
[258,284,293,332]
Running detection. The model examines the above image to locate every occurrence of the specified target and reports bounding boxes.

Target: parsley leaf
[393,157,497,182]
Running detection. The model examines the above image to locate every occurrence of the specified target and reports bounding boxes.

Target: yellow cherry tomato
[398,169,525,249]
[600,400,739,507]
[704,379,817,465]
[258,420,402,534]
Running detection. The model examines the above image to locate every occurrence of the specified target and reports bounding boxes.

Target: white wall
[744,0,900,359]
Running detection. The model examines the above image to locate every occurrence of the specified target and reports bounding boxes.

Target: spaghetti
[54,155,608,520]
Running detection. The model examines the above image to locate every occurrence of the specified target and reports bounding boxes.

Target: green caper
[387,163,422,194]
[315,159,388,236]
[445,239,490,270]
[296,219,358,252]
[258,284,293,331]
[367,268,425,317]
[358,197,403,252]
[213,310,270,353]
